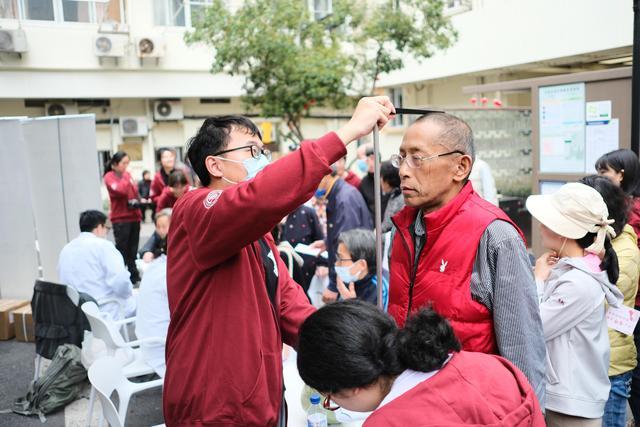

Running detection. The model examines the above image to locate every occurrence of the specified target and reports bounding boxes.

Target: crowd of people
[54,95,640,426]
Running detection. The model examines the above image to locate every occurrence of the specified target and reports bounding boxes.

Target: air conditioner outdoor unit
[94,34,127,58]
[0,29,28,53]
[45,103,79,116]
[136,36,165,58]
[154,100,183,121]
[120,117,149,137]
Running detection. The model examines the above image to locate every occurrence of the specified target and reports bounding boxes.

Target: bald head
[413,113,475,163]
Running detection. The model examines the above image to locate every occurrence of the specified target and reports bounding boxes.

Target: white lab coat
[135,255,169,377]
[58,232,136,319]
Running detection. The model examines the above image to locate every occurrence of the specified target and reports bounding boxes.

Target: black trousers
[113,221,141,283]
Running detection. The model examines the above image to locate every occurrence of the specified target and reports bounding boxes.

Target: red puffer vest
[389,183,524,353]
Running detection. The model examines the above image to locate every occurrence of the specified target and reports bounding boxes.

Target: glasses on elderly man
[390,150,463,169]
[212,144,272,161]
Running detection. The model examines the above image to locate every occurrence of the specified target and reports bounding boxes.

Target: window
[389,87,404,127]
[3,0,121,23]
[310,0,331,21]
[0,0,19,19]
[154,0,213,27]
[444,0,471,16]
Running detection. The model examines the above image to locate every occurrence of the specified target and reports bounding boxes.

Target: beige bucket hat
[526,182,616,254]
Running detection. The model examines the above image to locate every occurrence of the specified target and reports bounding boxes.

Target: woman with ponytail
[297,300,545,426]
[526,182,624,425]
[104,151,142,283]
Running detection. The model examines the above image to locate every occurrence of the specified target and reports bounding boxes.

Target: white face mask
[335,264,362,284]
[216,154,270,184]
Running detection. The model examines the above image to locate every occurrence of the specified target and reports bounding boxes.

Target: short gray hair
[337,228,376,274]
[415,113,475,162]
[155,208,172,224]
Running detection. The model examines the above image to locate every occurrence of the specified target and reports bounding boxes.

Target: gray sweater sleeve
[471,220,547,407]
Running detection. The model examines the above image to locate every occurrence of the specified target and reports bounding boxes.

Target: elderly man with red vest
[388,112,546,407]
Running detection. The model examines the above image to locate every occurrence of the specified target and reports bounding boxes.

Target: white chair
[81,302,164,427]
[88,356,164,427]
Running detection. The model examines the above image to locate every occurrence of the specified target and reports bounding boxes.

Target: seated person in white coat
[135,240,170,377]
[58,210,136,319]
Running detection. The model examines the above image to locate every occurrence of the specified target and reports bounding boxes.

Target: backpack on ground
[11,344,87,422]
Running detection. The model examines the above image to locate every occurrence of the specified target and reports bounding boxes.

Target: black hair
[168,170,188,187]
[380,160,400,189]
[142,170,150,178]
[79,210,107,232]
[104,151,127,176]
[297,300,460,394]
[186,115,262,186]
[157,147,176,162]
[579,175,629,236]
[337,229,376,274]
[576,233,619,284]
[595,149,640,197]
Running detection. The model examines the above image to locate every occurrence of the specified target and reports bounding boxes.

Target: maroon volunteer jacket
[155,185,191,212]
[150,168,193,204]
[389,183,523,352]
[365,351,545,426]
[163,133,346,426]
[104,171,142,223]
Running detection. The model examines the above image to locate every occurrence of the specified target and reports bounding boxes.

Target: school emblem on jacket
[203,190,222,209]
[440,259,448,273]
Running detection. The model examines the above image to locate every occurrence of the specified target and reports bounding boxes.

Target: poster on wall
[585,119,619,173]
[539,83,586,173]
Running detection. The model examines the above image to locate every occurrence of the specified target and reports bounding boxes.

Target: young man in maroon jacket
[163,96,395,427]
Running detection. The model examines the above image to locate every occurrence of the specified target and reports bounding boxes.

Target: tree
[186,0,456,146]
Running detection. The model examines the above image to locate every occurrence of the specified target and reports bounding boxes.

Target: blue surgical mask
[242,154,270,180]
[315,188,327,198]
[217,153,270,184]
[335,265,361,284]
[357,159,367,173]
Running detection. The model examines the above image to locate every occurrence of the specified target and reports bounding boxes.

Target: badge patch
[203,190,222,209]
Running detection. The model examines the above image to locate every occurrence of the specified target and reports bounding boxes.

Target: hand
[534,251,558,282]
[336,276,356,300]
[315,266,329,278]
[336,96,396,144]
[322,288,338,304]
[310,240,326,252]
[142,252,155,263]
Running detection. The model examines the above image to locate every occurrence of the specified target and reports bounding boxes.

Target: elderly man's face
[398,120,471,212]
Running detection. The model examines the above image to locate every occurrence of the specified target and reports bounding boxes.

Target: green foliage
[186,0,456,144]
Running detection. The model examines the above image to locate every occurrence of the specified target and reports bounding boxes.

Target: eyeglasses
[390,150,463,169]
[336,257,354,263]
[212,145,272,161]
[323,394,340,411]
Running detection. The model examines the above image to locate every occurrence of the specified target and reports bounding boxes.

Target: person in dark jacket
[334,228,388,308]
[312,174,373,304]
[380,160,403,233]
[163,97,395,426]
[296,300,545,427]
[139,208,171,263]
[138,170,155,223]
[358,146,389,216]
[280,205,325,294]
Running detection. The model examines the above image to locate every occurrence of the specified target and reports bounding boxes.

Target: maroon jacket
[365,351,545,426]
[155,185,191,212]
[104,171,142,223]
[343,170,361,188]
[150,167,193,204]
[163,133,346,426]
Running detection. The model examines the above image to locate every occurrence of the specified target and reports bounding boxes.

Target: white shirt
[58,232,135,319]
[135,255,169,377]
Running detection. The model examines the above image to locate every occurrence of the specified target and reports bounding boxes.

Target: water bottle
[307,393,328,427]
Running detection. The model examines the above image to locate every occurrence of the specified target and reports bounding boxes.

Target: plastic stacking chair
[81,302,164,427]
[88,356,164,427]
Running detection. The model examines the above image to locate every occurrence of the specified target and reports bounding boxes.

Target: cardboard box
[12,304,34,342]
[0,299,29,340]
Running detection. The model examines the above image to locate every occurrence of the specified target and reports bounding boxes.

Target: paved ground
[0,219,161,427]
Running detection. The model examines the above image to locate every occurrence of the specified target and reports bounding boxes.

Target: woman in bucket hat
[527,182,624,426]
